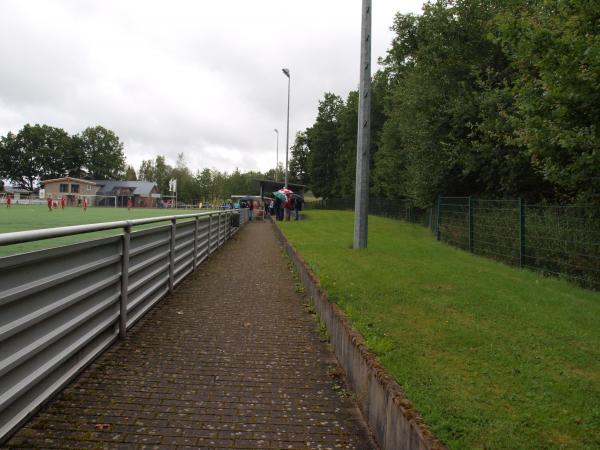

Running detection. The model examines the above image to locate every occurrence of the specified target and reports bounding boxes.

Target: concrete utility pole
[274,128,279,181]
[353,0,372,249]
[282,68,291,188]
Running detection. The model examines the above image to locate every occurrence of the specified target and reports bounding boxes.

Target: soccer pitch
[0,204,208,256]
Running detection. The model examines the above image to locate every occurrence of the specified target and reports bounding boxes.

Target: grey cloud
[0,0,424,174]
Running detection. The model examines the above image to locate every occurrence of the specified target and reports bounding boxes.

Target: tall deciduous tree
[0,124,80,190]
[307,93,344,198]
[79,126,125,180]
[289,131,310,185]
[334,91,359,197]
[493,0,600,203]
[125,165,137,181]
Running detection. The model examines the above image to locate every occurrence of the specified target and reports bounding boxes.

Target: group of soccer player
[3,195,87,211]
[44,196,87,212]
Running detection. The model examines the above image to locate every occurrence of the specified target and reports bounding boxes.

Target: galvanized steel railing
[0,208,248,443]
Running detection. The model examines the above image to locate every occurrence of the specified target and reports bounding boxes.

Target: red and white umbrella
[278,187,293,195]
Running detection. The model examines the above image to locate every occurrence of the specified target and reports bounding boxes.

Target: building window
[87,185,92,191]
[71,184,80,193]
[60,184,68,193]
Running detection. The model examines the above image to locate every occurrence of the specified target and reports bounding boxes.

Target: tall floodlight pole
[353,0,372,249]
[274,128,279,181]
[282,68,291,188]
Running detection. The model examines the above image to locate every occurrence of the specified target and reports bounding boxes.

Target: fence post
[119,223,131,339]
[193,216,199,271]
[436,196,442,241]
[519,198,525,267]
[469,196,474,253]
[169,218,176,292]
[208,214,212,254]
[218,213,222,246]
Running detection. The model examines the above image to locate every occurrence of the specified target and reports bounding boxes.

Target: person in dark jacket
[293,195,303,220]
[274,197,283,221]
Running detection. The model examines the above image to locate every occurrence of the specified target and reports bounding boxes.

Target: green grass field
[0,204,209,256]
[280,210,600,449]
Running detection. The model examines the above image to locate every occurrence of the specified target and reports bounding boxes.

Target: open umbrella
[273,187,293,201]
[273,191,286,201]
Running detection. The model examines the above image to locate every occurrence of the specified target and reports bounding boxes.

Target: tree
[125,165,137,181]
[79,126,126,179]
[154,155,173,194]
[373,1,527,205]
[195,168,213,202]
[289,131,310,185]
[171,153,196,203]
[307,93,344,198]
[0,124,78,190]
[0,131,36,190]
[138,159,156,182]
[333,91,359,196]
[493,0,600,203]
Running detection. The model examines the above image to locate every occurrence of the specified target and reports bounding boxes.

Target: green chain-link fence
[307,197,600,290]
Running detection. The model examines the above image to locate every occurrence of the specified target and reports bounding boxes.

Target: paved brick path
[3,221,377,450]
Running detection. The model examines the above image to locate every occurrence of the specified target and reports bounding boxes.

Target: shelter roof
[255,179,306,195]
[94,180,158,197]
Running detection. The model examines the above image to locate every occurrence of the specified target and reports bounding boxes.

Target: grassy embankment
[0,205,210,256]
[280,210,600,449]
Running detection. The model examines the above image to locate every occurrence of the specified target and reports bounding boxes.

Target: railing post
[119,223,131,339]
[468,196,474,253]
[226,211,230,238]
[169,218,176,292]
[519,198,526,267]
[229,211,232,237]
[218,212,222,247]
[193,216,199,271]
[436,195,442,241]
[208,214,212,254]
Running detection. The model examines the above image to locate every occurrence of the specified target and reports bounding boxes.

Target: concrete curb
[271,219,447,450]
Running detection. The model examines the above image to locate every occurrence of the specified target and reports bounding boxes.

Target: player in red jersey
[83,197,88,212]
[60,196,66,210]
[5,195,11,208]
[47,197,53,211]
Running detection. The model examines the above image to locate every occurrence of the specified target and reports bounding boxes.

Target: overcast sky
[0,0,425,175]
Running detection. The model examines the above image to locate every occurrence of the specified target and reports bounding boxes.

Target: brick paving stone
[2,222,377,450]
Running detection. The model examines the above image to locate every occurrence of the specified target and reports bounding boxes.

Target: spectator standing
[274,197,282,221]
[293,195,302,220]
[269,199,274,216]
[248,199,254,222]
[283,194,292,221]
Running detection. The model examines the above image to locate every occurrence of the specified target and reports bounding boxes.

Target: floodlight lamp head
[282,68,290,77]
[274,128,278,133]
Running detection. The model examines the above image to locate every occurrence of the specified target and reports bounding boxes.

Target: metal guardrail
[0,208,249,443]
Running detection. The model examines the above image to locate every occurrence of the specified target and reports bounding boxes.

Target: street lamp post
[273,128,279,181]
[282,68,291,188]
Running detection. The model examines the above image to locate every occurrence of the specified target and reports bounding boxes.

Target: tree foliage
[78,126,126,180]
[0,123,128,189]
[290,0,600,205]
[0,124,80,190]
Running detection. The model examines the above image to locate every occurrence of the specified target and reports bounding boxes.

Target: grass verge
[280,210,600,449]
